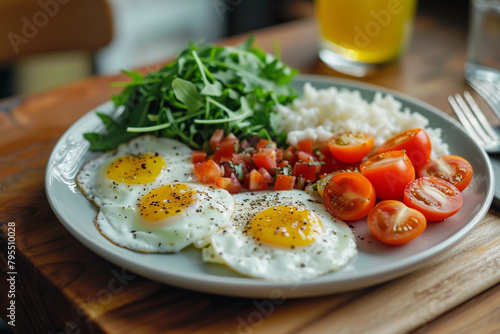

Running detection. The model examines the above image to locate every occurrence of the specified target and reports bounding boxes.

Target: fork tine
[448,95,486,145]
[454,94,493,143]
[469,79,500,118]
[463,91,500,140]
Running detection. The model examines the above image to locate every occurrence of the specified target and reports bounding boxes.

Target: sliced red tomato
[209,129,225,150]
[404,176,463,221]
[297,138,314,155]
[377,128,431,168]
[248,169,268,191]
[360,150,415,200]
[367,200,427,245]
[418,155,473,192]
[195,159,223,184]
[215,173,241,194]
[274,174,296,191]
[322,172,376,221]
[192,150,207,164]
[252,148,277,170]
[292,161,317,183]
[328,132,374,163]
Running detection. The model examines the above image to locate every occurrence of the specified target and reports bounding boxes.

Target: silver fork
[468,78,500,118]
[448,91,500,153]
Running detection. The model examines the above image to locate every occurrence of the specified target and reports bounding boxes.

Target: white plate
[45,75,494,298]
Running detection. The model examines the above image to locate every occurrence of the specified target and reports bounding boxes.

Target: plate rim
[45,74,495,298]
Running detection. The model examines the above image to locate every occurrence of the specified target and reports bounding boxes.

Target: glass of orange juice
[315,0,417,77]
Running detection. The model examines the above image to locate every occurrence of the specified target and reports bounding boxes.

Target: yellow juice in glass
[316,0,417,75]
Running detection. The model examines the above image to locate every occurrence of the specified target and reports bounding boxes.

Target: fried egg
[198,190,357,281]
[95,183,235,253]
[77,135,195,207]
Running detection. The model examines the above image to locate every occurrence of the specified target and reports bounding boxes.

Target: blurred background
[0,0,468,99]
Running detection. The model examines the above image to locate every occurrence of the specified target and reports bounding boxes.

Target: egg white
[198,190,357,281]
[77,135,196,207]
[95,183,236,253]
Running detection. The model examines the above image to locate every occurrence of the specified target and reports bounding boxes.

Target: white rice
[276,82,449,158]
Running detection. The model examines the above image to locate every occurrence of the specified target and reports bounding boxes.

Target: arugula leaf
[84,37,298,151]
[171,78,204,112]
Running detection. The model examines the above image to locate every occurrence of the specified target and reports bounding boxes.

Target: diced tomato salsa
[192,130,360,193]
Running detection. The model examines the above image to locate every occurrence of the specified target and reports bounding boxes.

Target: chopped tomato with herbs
[297,138,314,155]
[248,169,268,191]
[377,128,431,168]
[322,172,376,221]
[418,155,473,192]
[297,150,314,162]
[258,167,273,184]
[212,143,236,162]
[283,145,298,166]
[367,200,426,245]
[233,152,253,169]
[328,132,374,163]
[252,148,278,170]
[292,161,317,183]
[195,159,223,184]
[360,150,415,200]
[404,176,463,221]
[256,139,277,151]
[215,173,241,194]
[274,174,296,190]
[219,133,239,149]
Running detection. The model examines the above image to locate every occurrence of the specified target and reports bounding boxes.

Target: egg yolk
[106,153,165,184]
[249,206,323,248]
[139,184,196,222]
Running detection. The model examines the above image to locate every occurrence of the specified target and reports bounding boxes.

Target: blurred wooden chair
[0,0,113,97]
[0,0,113,65]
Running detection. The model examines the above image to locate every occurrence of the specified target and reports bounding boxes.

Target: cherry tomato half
[328,132,375,163]
[360,150,415,200]
[323,172,376,221]
[404,176,463,221]
[377,128,431,168]
[367,200,426,245]
[418,155,473,192]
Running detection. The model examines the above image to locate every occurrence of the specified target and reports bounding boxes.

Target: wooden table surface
[1,14,500,334]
